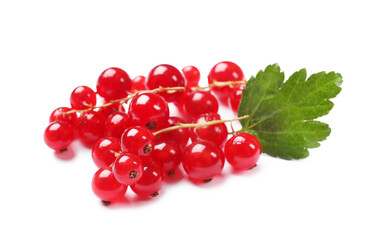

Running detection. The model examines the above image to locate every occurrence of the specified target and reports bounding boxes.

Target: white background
[0,0,371,239]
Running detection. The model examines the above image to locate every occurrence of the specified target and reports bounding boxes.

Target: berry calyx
[97,67,132,101]
[146,64,185,102]
[130,161,165,197]
[70,86,96,110]
[128,92,169,131]
[190,113,228,147]
[120,126,155,157]
[92,137,121,168]
[112,153,143,185]
[208,61,244,105]
[183,90,218,121]
[92,168,127,204]
[224,132,261,170]
[44,121,74,151]
[152,141,182,175]
[104,112,130,138]
[182,65,200,87]
[182,140,225,181]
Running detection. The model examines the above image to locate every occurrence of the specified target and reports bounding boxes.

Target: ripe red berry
[44,121,74,151]
[156,116,190,149]
[224,133,261,170]
[146,64,185,102]
[182,65,200,87]
[97,67,132,101]
[208,61,244,105]
[49,107,78,130]
[70,86,96,110]
[130,161,165,197]
[131,75,146,92]
[182,140,225,182]
[121,126,155,157]
[92,137,121,168]
[229,84,245,114]
[104,112,130,138]
[173,86,192,116]
[92,168,127,204]
[77,110,105,145]
[97,100,124,119]
[152,141,182,175]
[128,92,169,131]
[112,153,143,185]
[190,113,228,147]
[183,90,219,121]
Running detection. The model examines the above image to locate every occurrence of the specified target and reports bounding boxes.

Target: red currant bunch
[44,62,262,206]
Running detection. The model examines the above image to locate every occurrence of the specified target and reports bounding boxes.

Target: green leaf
[238,64,342,160]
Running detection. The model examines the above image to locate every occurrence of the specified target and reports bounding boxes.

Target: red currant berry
[173,86,192,116]
[208,61,244,105]
[128,92,169,131]
[92,137,121,168]
[182,65,200,87]
[182,140,225,182]
[92,168,127,204]
[112,153,143,185]
[131,75,146,92]
[97,67,132,101]
[224,133,261,170]
[183,90,218,121]
[49,107,78,130]
[153,141,182,175]
[121,126,155,157]
[156,117,190,149]
[44,121,74,151]
[78,110,105,145]
[190,113,228,147]
[104,112,130,138]
[146,64,185,102]
[229,84,245,114]
[97,100,124,119]
[130,161,165,197]
[70,86,96,110]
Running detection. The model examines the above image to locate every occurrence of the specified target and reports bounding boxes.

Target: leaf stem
[153,115,249,136]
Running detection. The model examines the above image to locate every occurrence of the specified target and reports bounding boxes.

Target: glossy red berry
[121,126,155,157]
[104,112,130,138]
[97,67,132,101]
[130,161,165,197]
[78,111,105,145]
[229,84,245,114]
[128,92,169,131]
[92,137,121,168]
[49,107,78,130]
[97,100,124,119]
[183,90,219,121]
[190,113,228,147]
[70,86,96,110]
[153,141,182,175]
[112,153,143,185]
[131,75,146,92]
[173,86,192,116]
[182,65,200,87]
[156,117,190,149]
[224,133,261,170]
[146,64,185,102]
[208,61,244,105]
[44,121,74,151]
[182,140,225,181]
[92,168,127,204]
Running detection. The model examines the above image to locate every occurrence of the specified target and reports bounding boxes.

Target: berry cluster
[44,61,261,205]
